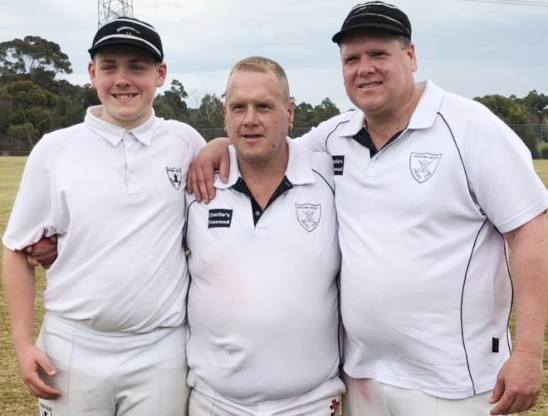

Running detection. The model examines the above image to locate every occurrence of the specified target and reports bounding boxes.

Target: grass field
[0,157,547,415]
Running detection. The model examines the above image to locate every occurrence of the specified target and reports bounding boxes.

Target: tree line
[1,36,547,157]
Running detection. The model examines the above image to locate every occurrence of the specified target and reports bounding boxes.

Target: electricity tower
[97,0,134,27]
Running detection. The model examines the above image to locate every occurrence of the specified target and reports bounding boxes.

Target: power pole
[98,0,134,27]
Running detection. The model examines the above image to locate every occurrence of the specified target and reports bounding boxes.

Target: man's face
[340,34,417,117]
[224,70,294,167]
[88,46,166,129]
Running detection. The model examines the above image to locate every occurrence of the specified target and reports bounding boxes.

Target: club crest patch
[296,203,321,232]
[40,402,53,416]
[409,152,442,183]
[166,167,183,190]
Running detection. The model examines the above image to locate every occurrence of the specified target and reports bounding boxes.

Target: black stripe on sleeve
[324,119,351,153]
[312,169,335,195]
[183,199,198,256]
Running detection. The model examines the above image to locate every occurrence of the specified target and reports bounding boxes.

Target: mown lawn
[0,157,547,415]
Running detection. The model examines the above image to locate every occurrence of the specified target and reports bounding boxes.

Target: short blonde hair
[225,56,290,103]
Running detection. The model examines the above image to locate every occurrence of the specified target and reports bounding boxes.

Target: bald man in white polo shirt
[185,56,344,416]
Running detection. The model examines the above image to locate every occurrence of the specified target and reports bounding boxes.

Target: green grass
[0,157,547,415]
[536,159,548,186]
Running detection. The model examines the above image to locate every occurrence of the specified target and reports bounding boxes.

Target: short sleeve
[295,125,329,153]
[2,136,58,250]
[463,106,548,233]
[187,126,206,158]
[294,111,361,155]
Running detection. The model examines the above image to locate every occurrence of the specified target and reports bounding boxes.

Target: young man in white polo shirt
[184,56,345,416]
[2,17,204,416]
[187,3,548,415]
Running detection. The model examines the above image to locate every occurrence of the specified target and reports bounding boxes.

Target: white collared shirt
[3,106,205,333]
[185,140,342,402]
[298,80,548,399]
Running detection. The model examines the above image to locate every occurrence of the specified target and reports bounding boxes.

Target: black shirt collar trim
[352,126,405,157]
[233,176,294,225]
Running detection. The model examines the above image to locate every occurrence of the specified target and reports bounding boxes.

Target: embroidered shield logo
[166,167,183,190]
[40,402,53,416]
[296,203,321,232]
[409,152,442,183]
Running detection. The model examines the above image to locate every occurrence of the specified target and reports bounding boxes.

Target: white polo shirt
[3,106,205,333]
[299,80,548,399]
[185,140,342,403]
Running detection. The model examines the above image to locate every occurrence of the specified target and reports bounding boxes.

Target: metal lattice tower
[98,0,134,27]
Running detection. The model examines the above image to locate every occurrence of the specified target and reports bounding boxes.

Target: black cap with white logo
[88,16,164,62]
[332,1,412,44]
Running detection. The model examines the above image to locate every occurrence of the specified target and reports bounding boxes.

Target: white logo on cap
[116,26,141,35]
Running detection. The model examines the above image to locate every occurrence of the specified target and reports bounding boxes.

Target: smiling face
[88,45,166,129]
[224,69,293,169]
[340,33,417,119]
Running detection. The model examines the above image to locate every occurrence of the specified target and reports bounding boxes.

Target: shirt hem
[342,368,495,399]
[2,236,22,251]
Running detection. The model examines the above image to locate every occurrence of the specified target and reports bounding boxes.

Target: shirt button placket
[123,132,138,196]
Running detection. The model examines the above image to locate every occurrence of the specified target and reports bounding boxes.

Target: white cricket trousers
[187,370,344,416]
[343,375,494,416]
[36,314,189,416]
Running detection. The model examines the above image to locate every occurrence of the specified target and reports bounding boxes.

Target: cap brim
[88,38,163,62]
[332,22,410,44]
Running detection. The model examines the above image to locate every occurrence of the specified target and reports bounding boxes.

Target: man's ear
[407,43,417,72]
[287,98,295,130]
[223,105,233,144]
[156,63,167,87]
[88,61,97,88]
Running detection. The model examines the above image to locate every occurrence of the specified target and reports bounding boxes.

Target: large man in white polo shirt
[187,2,548,415]
[301,3,547,415]
[2,17,204,416]
[185,56,345,416]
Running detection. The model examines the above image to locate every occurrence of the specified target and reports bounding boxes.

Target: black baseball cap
[332,1,412,44]
[88,16,164,62]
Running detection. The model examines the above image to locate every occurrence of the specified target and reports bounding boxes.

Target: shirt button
[255,211,261,216]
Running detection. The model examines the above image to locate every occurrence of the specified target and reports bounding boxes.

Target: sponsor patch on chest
[409,152,442,183]
[296,203,321,232]
[208,209,233,228]
[332,155,345,175]
[166,167,183,190]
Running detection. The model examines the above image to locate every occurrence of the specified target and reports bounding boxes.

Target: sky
[2,0,548,111]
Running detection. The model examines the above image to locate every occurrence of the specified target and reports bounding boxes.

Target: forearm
[506,213,548,358]
[2,247,37,350]
[187,137,230,202]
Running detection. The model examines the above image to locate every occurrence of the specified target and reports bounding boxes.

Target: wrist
[12,333,35,350]
[513,348,543,360]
